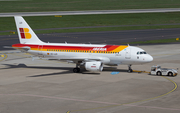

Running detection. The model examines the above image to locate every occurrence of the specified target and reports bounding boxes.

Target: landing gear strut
[128,65,133,73]
[73,64,80,73]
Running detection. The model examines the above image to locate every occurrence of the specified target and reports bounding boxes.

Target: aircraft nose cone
[147,55,153,62]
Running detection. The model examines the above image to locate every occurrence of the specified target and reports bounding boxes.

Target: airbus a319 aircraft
[12,16,153,73]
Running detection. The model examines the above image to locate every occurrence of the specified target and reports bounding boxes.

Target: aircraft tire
[73,68,80,73]
[128,69,133,73]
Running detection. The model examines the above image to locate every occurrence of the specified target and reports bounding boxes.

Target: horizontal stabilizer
[4,46,14,48]
[5,46,31,52]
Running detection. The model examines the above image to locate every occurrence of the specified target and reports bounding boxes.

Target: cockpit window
[137,51,147,55]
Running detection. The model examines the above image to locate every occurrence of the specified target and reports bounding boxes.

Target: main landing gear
[128,64,133,73]
[73,64,80,73]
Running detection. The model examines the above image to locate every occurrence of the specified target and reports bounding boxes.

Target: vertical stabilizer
[14,16,44,44]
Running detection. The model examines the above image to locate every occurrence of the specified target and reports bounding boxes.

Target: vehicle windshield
[151,67,156,71]
[137,51,147,55]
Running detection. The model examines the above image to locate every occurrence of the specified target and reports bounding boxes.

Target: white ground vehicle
[150,65,178,77]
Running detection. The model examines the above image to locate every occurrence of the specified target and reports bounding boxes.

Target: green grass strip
[126,38,180,44]
[1,12,180,36]
[1,0,180,13]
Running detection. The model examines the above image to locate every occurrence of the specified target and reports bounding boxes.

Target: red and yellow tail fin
[14,16,44,44]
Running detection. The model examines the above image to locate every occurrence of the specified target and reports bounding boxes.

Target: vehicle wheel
[156,71,162,76]
[73,68,80,73]
[77,68,80,73]
[168,72,173,76]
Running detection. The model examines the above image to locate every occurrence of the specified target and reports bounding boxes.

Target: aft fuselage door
[38,45,43,56]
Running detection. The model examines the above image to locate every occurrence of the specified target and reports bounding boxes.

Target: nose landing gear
[128,65,133,73]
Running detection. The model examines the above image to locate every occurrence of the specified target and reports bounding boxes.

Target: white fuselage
[24,43,153,65]
[12,16,153,72]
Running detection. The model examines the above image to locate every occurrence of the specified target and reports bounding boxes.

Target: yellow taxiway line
[0,53,7,62]
[67,74,178,113]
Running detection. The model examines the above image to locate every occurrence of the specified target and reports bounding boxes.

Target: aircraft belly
[45,52,89,59]
[109,57,121,64]
[36,51,138,65]
[28,50,39,56]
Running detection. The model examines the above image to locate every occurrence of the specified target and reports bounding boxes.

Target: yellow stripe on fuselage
[31,48,39,51]
[112,46,128,52]
[30,45,128,53]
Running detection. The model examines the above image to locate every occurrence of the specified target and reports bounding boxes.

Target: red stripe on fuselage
[12,44,120,51]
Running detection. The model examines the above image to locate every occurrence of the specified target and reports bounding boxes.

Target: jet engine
[85,62,103,71]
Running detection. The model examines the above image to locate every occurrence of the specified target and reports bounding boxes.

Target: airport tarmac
[0,44,180,113]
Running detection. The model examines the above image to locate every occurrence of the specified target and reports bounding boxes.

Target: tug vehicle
[150,65,178,77]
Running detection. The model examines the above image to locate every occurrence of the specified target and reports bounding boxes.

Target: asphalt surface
[1,8,180,113]
[0,44,180,113]
[2,23,180,33]
[1,8,180,17]
[1,28,180,50]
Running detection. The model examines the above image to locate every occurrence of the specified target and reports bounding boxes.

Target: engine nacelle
[85,62,103,72]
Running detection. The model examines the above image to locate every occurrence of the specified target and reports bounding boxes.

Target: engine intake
[85,62,103,72]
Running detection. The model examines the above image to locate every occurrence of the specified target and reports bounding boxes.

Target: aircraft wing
[47,56,109,63]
